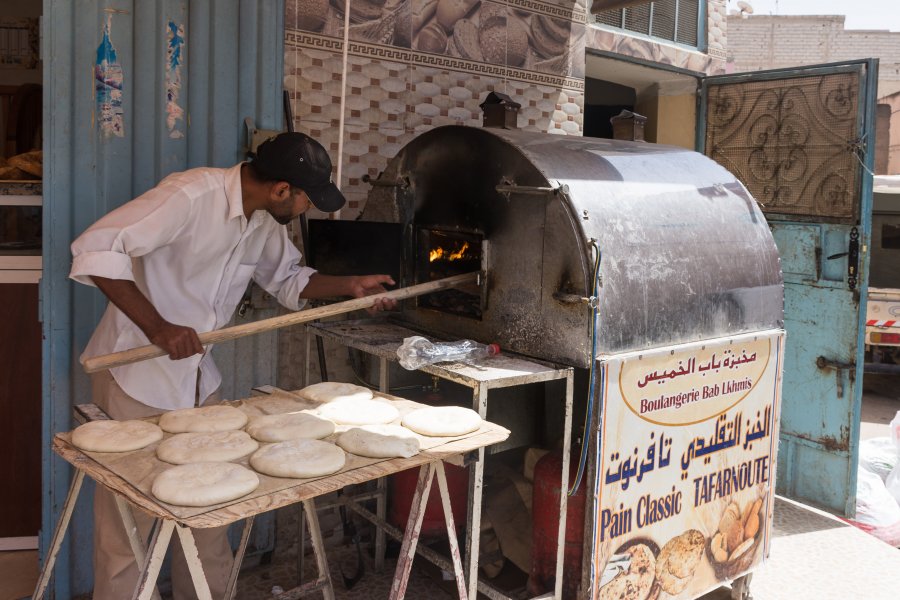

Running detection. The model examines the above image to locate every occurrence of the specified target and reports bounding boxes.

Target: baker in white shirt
[69,132,394,600]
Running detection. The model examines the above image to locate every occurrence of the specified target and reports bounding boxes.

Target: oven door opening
[416,228,484,320]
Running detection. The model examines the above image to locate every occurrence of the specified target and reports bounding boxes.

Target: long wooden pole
[82,272,479,374]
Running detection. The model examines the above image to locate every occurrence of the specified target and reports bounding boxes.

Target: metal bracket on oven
[362,173,409,188]
[553,292,598,308]
[495,182,569,197]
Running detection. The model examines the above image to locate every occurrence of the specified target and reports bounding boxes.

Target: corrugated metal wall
[42,1,284,595]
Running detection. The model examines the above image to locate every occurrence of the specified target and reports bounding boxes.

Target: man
[70,132,394,599]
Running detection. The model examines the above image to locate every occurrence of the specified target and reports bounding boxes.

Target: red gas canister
[530,450,586,600]
[388,462,469,541]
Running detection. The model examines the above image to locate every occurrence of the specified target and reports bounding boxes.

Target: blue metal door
[700,60,878,516]
[42,1,284,596]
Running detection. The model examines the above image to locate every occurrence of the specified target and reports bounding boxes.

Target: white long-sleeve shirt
[70,163,316,409]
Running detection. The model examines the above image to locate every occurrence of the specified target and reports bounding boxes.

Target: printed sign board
[591,330,785,600]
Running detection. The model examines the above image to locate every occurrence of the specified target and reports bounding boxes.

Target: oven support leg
[556,370,574,600]
[464,384,488,600]
[303,330,311,388]
[32,470,84,600]
[375,357,390,571]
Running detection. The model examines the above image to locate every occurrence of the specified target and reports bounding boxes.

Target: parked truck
[866,175,900,364]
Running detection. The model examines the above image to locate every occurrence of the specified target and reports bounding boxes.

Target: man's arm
[300,273,397,311]
[91,276,204,360]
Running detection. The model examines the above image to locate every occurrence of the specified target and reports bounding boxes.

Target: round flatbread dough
[316,398,399,426]
[246,412,335,443]
[250,439,346,479]
[151,462,260,507]
[401,406,482,437]
[244,397,313,415]
[158,405,248,433]
[296,382,373,404]
[156,431,259,465]
[337,425,420,458]
[71,420,163,453]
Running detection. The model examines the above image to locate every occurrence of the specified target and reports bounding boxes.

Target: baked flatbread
[151,462,259,507]
[657,529,704,579]
[655,529,704,594]
[249,439,346,479]
[315,398,399,426]
[337,425,420,458]
[72,420,163,453]
[296,382,373,404]
[597,543,656,600]
[156,431,259,465]
[246,412,335,442]
[158,405,248,433]
[401,406,482,437]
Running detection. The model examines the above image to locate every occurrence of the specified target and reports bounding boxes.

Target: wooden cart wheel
[731,574,752,600]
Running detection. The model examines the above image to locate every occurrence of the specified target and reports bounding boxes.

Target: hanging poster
[591,330,785,600]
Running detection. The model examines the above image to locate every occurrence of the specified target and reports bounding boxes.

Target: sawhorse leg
[464,384,488,599]
[113,496,163,600]
[132,520,176,600]
[286,498,336,599]
[390,462,468,600]
[32,470,84,599]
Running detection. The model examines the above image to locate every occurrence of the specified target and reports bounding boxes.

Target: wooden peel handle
[82,272,479,374]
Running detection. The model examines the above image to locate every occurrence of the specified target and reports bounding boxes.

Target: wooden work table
[34,390,510,600]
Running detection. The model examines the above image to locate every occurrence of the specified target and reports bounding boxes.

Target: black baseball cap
[252,132,346,213]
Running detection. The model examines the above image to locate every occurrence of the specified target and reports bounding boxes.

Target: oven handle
[495,183,569,196]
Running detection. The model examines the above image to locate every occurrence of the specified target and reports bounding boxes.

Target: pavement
[4,373,899,600]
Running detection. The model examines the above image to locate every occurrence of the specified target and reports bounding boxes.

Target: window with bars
[595,0,701,48]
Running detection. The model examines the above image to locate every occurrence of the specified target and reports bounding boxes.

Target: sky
[725,0,900,32]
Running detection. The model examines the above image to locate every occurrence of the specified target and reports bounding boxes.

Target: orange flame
[430,242,470,262]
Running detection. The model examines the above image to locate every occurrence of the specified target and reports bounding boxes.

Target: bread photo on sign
[707,497,764,578]
[596,538,659,600]
[654,529,705,595]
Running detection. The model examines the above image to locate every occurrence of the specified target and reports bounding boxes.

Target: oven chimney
[480,91,521,129]
[610,109,647,142]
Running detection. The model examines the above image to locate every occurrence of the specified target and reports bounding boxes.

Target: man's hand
[301,273,398,312]
[91,276,205,361]
[348,274,397,312]
[148,322,205,360]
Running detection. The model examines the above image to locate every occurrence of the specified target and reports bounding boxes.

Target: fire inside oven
[417,228,483,319]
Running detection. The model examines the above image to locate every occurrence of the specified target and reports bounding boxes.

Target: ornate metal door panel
[700,61,878,516]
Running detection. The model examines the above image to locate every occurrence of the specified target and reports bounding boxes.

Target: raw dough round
[151,462,260,507]
[296,382,373,404]
[401,406,482,437]
[249,439,346,479]
[244,397,313,415]
[316,398,399,426]
[156,430,259,465]
[337,425,420,458]
[71,420,163,453]
[158,405,248,433]
[246,412,335,443]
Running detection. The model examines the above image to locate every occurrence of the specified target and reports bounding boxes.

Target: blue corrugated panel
[42,1,284,596]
